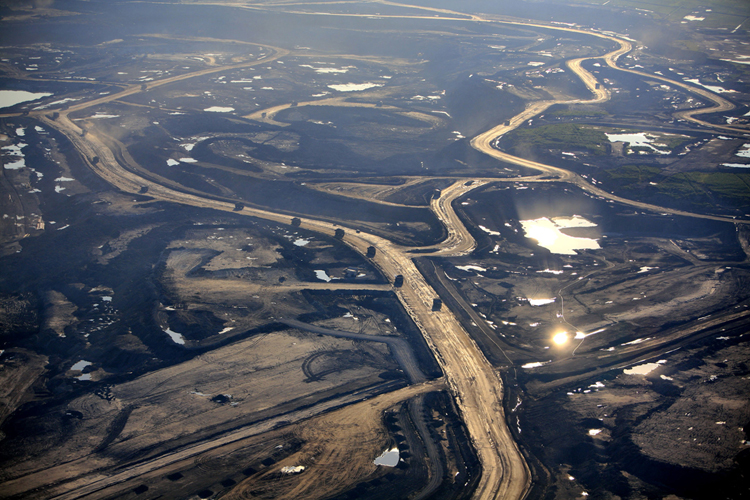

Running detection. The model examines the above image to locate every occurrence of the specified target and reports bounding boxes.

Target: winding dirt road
[15,3,750,500]
[469,28,750,226]
[413,179,490,256]
[37,105,532,499]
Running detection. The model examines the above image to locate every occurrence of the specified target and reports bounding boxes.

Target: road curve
[38,95,531,500]
[469,26,750,226]
[0,43,289,120]
[25,4,750,500]
[412,179,490,256]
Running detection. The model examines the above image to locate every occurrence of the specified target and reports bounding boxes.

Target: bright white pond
[0,90,52,109]
[164,328,185,345]
[374,447,400,467]
[328,82,383,92]
[624,360,666,375]
[203,106,234,112]
[314,270,332,282]
[520,216,600,255]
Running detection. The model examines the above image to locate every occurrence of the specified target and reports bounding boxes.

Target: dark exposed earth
[1,1,750,499]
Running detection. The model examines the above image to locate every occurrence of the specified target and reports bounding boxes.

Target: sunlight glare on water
[519,216,600,255]
[553,331,569,345]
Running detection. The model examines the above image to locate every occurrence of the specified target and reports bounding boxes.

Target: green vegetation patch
[513,123,691,156]
[600,165,750,211]
[512,123,610,155]
[660,172,750,202]
[549,106,609,117]
[603,164,661,183]
[653,135,692,151]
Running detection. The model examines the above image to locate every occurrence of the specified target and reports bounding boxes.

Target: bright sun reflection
[525,225,559,247]
[553,331,569,345]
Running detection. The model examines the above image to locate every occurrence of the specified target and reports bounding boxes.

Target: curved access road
[0,42,288,120]
[412,179,490,256]
[468,44,618,182]
[469,23,750,226]
[26,5,750,500]
[36,62,530,499]
[245,95,444,129]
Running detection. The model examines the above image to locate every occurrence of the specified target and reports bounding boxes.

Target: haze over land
[1,1,749,499]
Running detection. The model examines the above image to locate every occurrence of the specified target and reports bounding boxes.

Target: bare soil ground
[1,4,749,499]
[0,349,47,432]
[0,326,400,492]
[41,290,78,338]
[427,181,750,498]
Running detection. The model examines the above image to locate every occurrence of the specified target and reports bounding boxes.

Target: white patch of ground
[605,132,670,154]
[0,90,52,109]
[164,328,185,345]
[70,360,92,371]
[4,158,25,170]
[478,225,500,236]
[537,269,564,274]
[33,97,80,110]
[684,78,735,93]
[299,64,350,74]
[455,265,487,273]
[624,360,666,376]
[522,361,551,369]
[328,83,383,92]
[374,447,400,467]
[203,106,234,112]
[527,298,556,306]
[280,465,306,474]
[314,270,333,282]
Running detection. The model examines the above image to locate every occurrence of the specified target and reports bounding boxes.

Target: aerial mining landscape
[0,0,749,499]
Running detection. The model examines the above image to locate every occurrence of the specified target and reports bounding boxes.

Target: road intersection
[13,3,749,499]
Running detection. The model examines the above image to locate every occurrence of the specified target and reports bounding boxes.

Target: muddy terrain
[1,1,749,499]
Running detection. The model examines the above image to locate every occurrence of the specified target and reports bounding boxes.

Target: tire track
[278,318,427,384]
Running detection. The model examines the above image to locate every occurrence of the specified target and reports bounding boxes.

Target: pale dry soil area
[0,327,399,487]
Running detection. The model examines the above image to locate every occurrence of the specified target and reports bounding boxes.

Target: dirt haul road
[29,4,750,500]
[37,381,444,500]
[469,30,749,226]
[413,179,490,256]
[40,92,533,500]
